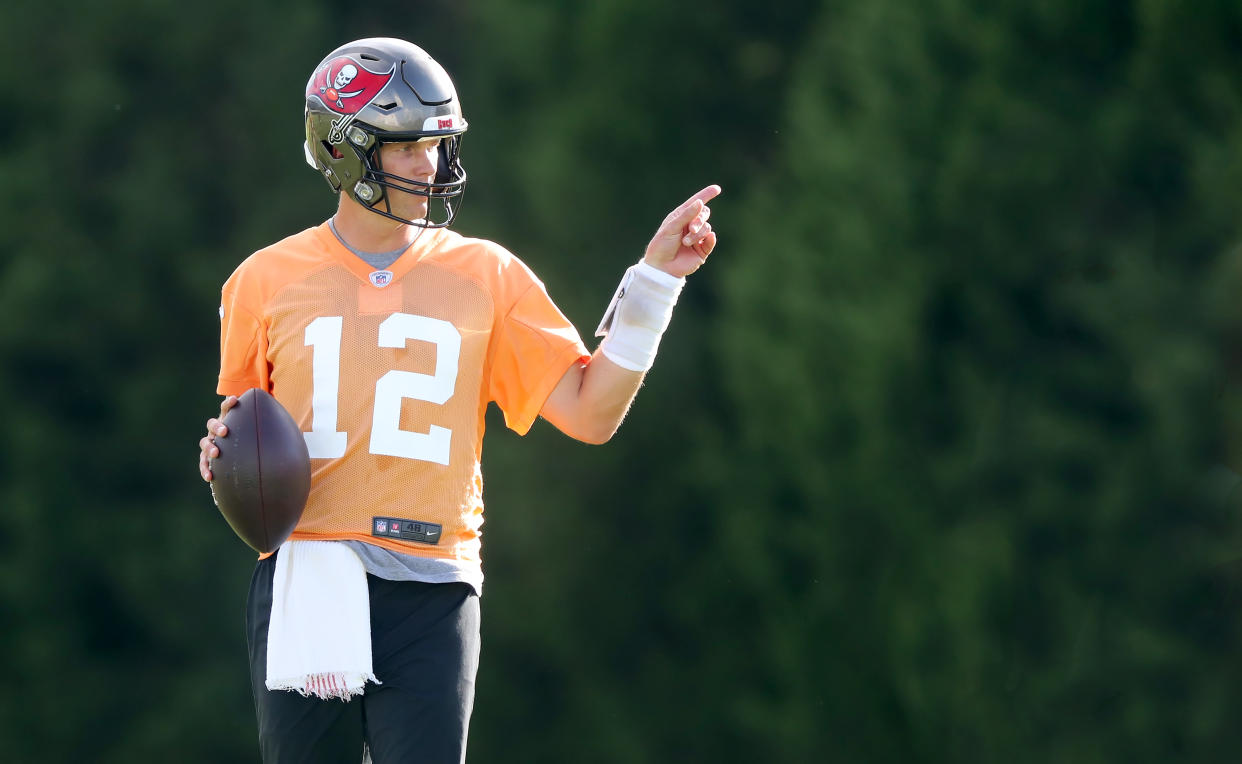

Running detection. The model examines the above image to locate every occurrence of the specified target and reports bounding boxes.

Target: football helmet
[304,38,468,227]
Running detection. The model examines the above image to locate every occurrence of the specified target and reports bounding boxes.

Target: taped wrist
[594,261,686,372]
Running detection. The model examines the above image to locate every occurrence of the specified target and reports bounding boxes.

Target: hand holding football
[209,389,311,553]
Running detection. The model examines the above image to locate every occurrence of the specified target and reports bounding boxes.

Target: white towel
[265,540,380,700]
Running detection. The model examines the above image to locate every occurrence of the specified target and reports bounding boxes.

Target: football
[209,388,311,554]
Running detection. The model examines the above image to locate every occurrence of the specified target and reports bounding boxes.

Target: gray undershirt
[328,217,409,270]
[342,540,482,596]
[327,218,483,595]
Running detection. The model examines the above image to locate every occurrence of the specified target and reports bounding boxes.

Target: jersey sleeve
[489,279,590,436]
[217,282,270,396]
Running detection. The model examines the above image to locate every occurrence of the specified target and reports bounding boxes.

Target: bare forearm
[542,349,646,444]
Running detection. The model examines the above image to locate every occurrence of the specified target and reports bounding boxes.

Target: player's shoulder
[223,224,333,298]
[430,228,522,268]
[428,228,541,289]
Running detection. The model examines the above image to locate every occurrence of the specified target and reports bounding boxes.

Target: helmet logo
[422,115,461,132]
[333,64,359,91]
[307,55,396,144]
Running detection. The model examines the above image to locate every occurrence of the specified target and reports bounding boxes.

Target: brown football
[209,388,311,553]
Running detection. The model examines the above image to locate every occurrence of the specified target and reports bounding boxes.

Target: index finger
[684,184,722,209]
[665,185,723,229]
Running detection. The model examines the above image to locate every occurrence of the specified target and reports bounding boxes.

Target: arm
[539,351,643,445]
[540,185,721,444]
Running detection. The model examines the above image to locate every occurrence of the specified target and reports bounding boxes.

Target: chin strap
[595,261,686,372]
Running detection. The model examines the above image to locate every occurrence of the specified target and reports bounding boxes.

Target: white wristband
[595,261,686,372]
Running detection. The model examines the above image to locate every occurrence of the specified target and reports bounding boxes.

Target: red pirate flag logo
[307,55,396,144]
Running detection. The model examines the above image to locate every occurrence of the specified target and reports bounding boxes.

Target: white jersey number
[303,313,462,464]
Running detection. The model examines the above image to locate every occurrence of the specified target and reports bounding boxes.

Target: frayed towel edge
[266,671,381,701]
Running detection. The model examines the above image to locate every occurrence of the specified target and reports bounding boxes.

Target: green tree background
[2,0,1241,761]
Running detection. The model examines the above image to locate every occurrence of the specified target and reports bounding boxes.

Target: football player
[197,37,718,763]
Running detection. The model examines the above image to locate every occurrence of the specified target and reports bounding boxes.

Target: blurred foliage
[1,0,1241,761]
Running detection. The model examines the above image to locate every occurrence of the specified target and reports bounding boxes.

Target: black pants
[246,552,481,763]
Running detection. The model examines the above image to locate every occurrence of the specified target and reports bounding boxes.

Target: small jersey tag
[372,517,442,545]
[369,270,394,288]
[595,265,636,337]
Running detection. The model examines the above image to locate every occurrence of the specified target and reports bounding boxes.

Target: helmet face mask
[304,38,468,228]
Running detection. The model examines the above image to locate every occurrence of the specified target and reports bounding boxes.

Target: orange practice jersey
[218,222,590,563]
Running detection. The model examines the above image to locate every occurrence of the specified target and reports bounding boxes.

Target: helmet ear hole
[321,140,344,160]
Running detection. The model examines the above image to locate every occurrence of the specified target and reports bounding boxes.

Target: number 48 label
[303,313,461,465]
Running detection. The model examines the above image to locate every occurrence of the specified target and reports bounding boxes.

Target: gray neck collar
[329,217,412,271]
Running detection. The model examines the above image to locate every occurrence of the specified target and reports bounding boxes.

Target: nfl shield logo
[375,520,388,533]
[369,270,393,288]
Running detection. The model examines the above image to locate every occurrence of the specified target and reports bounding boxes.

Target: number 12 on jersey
[302,313,462,465]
